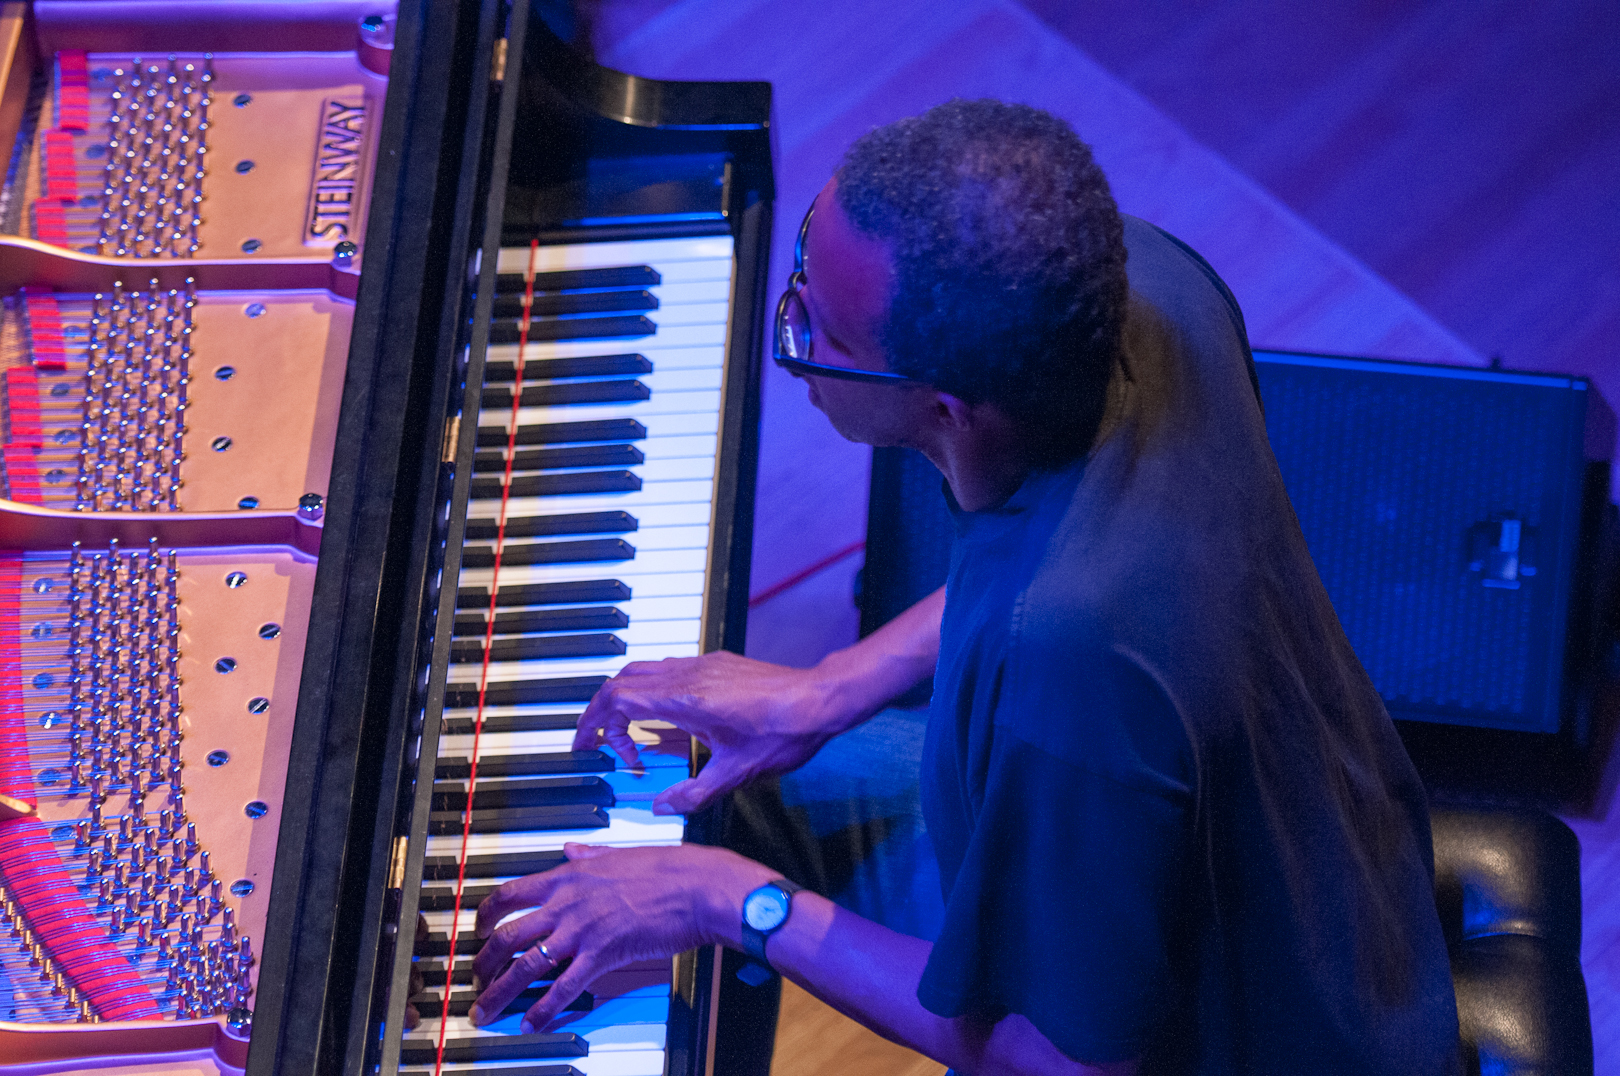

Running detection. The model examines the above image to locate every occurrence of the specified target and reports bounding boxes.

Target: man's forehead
[802,180,892,331]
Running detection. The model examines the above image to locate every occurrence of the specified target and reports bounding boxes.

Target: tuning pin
[75,820,91,851]
[198,849,209,876]
[136,920,151,949]
[87,847,103,877]
[109,907,125,935]
[117,813,133,846]
[184,822,196,857]
[158,931,172,962]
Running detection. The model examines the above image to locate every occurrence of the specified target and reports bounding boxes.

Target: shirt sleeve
[916,657,1193,1064]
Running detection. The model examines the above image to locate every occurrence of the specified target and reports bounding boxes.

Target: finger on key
[468,909,558,1025]
[476,869,563,940]
[518,928,593,1033]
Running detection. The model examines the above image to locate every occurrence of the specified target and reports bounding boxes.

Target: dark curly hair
[836,99,1127,461]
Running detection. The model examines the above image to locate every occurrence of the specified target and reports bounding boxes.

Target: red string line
[433,239,541,1074]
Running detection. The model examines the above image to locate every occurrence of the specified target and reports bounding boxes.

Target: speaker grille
[1256,353,1589,731]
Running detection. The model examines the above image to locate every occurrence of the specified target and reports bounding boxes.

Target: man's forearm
[811,585,945,734]
[703,853,1133,1075]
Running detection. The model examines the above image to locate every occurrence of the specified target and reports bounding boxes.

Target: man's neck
[915,409,1040,512]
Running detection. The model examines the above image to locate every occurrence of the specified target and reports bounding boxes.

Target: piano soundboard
[0,3,774,1075]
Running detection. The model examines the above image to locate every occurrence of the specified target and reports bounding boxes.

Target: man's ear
[933,389,976,431]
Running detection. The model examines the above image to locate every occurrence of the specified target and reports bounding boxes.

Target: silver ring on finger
[537,942,557,969]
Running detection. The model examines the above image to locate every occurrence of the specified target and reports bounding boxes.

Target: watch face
[743,886,791,931]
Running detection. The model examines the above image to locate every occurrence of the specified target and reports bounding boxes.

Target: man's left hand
[468,842,769,1032]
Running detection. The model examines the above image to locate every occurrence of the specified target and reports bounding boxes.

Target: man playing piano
[468,99,1461,1074]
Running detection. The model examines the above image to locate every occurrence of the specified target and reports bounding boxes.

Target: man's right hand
[572,650,852,815]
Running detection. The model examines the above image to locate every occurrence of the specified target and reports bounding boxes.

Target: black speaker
[859,352,1614,736]
[1255,350,1610,735]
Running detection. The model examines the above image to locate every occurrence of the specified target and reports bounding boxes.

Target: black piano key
[493,289,655,318]
[496,265,660,293]
[443,676,609,708]
[478,418,647,447]
[464,511,638,540]
[440,711,584,736]
[399,1032,588,1064]
[487,315,654,345]
[482,380,651,410]
[428,804,609,834]
[419,932,484,958]
[469,538,631,570]
[456,580,631,609]
[454,607,628,637]
[432,776,615,812]
[483,354,652,385]
[437,750,613,780]
[410,986,594,1020]
[417,885,498,913]
[423,849,567,881]
[468,471,642,501]
[473,443,645,473]
[460,538,636,570]
[451,633,622,663]
[451,634,626,664]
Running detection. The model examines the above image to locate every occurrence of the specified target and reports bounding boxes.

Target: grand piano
[0,2,773,1074]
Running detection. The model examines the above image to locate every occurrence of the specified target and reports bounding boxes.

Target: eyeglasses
[773,203,918,385]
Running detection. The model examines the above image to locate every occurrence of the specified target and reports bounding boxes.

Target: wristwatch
[741,878,803,967]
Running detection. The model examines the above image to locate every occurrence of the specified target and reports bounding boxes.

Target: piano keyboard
[400,234,736,1076]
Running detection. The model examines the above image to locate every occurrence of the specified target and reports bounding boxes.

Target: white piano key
[469,571,704,601]
[446,644,699,683]
[460,546,707,584]
[463,596,701,627]
[487,389,721,427]
[498,236,733,273]
[478,482,712,519]
[468,524,708,556]
[485,339,723,366]
[466,501,711,532]
[643,301,730,328]
[480,410,719,441]
[473,619,697,648]
[425,808,684,857]
[478,434,716,466]
[631,367,722,393]
[436,727,677,759]
[652,279,732,306]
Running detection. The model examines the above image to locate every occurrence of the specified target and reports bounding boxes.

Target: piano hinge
[441,414,462,463]
[386,835,410,890]
[492,37,507,82]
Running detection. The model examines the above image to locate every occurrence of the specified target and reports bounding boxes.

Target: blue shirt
[916,217,1460,1072]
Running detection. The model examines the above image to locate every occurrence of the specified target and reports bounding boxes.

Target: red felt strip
[0,556,30,806]
[54,52,90,133]
[0,819,164,1019]
[0,559,161,1020]
[4,445,43,503]
[22,292,68,372]
[6,368,43,448]
[42,131,77,202]
[32,202,68,246]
